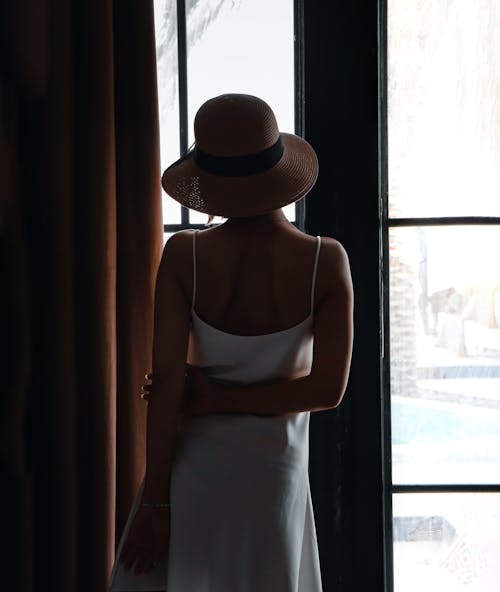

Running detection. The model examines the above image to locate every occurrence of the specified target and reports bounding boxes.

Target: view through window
[153,0,296,242]
[386,1,500,590]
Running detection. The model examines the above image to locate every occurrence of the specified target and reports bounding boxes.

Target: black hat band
[193,136,284,177]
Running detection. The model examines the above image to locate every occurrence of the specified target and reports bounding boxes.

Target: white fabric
[109,232,323,591]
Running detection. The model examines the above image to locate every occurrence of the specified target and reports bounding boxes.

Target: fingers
[140,372,153,400]
[118,504,168,575]
[140,384,151,401]
[120,544,158,575]
[119,544,137,573]
[140,368,197,402]
[133,549,155,576]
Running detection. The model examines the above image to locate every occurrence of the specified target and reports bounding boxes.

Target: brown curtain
[1,1,163,590]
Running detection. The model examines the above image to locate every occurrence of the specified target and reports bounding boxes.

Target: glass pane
[387,1,500,218]
[389,226,500,484]
[186,0,295,224]
[189,210,223,225]
[393,492,500,592]
[154,0,182,224]
[282,202,296,223]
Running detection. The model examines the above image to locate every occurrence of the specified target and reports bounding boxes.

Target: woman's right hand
[140,367,214,416]
[140,373,154,402]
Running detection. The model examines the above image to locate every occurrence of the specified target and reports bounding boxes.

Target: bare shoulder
[319,236,349,261]
[156,230,196,300]
[161,228,194,253]
[158,229,195,270]
[318,236,352,293]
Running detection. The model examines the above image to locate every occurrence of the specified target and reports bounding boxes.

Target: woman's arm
[189,368,327,415]
[141,231,193,504]
[188,238,353,416]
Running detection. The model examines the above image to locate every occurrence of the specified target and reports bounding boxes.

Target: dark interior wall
[303,2,384,591]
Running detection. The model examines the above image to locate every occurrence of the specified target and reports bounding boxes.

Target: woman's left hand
[119,506,170,575]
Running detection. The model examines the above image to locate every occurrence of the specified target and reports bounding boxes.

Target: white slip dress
[109,230,323,592]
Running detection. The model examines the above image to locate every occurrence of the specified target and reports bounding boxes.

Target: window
[153,0,302,242]
[381,1,500,590]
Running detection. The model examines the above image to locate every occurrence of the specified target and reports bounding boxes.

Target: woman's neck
[221,209,293,233]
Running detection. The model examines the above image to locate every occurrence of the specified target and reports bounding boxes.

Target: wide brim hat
[161,93,319,218]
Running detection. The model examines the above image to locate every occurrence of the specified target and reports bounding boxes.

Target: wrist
[210,379,244,414]
[142,481,170,504]
[140,501,171,509]
[208,378,234,414]
[205,379,219,413]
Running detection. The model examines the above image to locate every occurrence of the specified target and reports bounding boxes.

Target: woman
[109,94,353,591]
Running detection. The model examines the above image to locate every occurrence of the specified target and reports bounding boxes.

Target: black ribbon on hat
[193,136,284,176]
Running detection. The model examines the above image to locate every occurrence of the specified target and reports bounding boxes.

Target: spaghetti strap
[310,236,321,315]
[192,229,199,312]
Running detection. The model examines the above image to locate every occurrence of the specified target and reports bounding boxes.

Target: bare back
[183,223,326,336]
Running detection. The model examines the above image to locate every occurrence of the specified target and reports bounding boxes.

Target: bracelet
[140,502,171,509]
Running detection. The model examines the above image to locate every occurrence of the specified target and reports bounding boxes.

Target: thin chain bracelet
[140,502,171,509]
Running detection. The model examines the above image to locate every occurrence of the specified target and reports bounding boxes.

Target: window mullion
[294,0,305,232]
[388,216,500,227]
[176,0,189,226]
[393,484,500,493]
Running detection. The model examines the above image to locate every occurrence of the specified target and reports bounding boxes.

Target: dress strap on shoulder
[192,229,199,312]
[310,236,321,315]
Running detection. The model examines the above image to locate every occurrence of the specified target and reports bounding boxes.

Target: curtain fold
[1,1,163,590]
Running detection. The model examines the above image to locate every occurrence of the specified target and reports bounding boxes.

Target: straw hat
[161,94,318,218]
